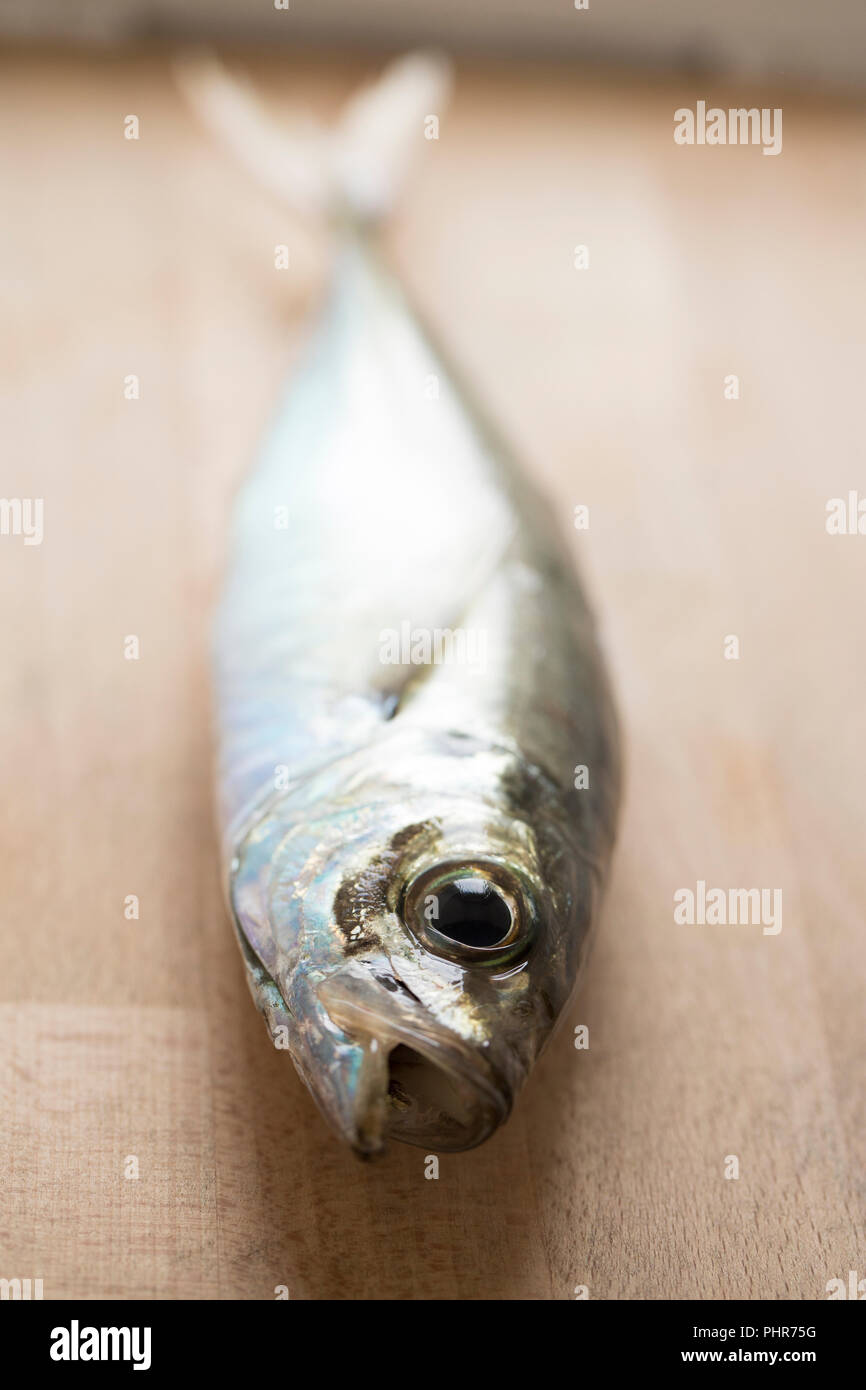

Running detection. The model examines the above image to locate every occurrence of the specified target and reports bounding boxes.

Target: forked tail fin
[172,48,453,227]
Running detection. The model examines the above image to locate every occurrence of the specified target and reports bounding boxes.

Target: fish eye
[435,878,512,947]
[401,860,534,966]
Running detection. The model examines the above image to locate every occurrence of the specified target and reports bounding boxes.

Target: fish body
[214,230,620,1155]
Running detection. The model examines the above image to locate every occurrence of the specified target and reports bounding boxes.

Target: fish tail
[172,47,453,229]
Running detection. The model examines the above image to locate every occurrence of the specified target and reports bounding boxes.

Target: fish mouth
[314,965,511,1157]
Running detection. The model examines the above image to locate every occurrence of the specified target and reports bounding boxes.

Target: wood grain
[0,46,864,1300]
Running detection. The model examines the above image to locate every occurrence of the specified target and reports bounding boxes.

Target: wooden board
[1,46,864,1301]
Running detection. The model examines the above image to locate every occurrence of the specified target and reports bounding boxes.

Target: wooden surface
[1,47,864,1301]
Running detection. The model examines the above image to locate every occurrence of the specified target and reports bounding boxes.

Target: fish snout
[297,963,511,1157]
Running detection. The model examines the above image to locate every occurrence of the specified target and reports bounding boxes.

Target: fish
[200,54,622,1156]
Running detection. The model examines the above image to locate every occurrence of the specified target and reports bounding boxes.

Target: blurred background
[1,2,864,1301]
[3,0,866,88]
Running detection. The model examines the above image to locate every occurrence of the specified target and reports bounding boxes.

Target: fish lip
[316,966,512,1155]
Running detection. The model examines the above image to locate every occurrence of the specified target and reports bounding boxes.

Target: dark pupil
[433,878,512,948]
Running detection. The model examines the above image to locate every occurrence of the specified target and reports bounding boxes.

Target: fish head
[238,729,596,1156]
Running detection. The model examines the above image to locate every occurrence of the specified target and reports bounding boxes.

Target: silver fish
[213,226,621,1156]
